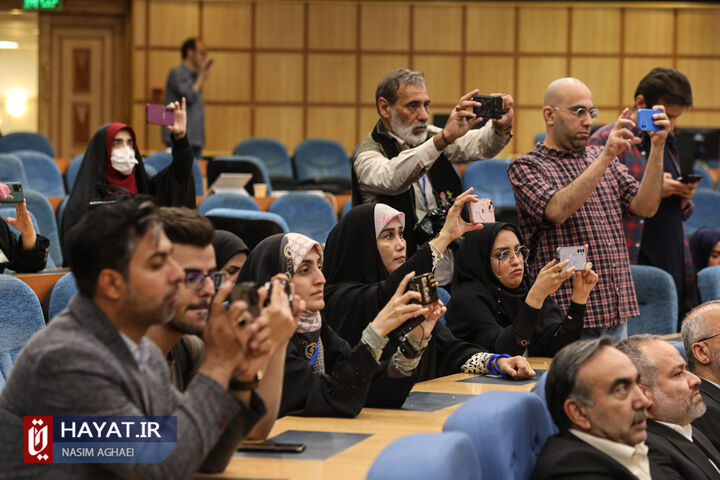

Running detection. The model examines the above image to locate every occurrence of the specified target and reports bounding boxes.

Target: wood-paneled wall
[131,1,720,157]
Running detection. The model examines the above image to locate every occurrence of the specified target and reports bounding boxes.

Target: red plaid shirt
[508,143,640,328]
[588,124,696,309]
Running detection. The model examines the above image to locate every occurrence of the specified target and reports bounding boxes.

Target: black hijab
[236,233,289,284]
[61,124,195,259]
[690,227,720,273]
[213,230,250,270]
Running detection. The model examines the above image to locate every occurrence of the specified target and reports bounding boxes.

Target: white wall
[0,10,38,134]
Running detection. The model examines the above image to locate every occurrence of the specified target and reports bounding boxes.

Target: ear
[542,106,555,126]
[564,398,591,431]
[635,94,647,110]
[377,97,392,121]
[692,342,712,366]
[639,384,657,418]
[96,268,126,302]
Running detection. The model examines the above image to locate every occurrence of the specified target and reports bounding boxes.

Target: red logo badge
[24,416,53,463]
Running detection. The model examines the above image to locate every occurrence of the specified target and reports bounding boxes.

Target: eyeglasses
[697,332,720,343]
[494,246,530,265]
[184,270,226,290]
[552,105,600,121]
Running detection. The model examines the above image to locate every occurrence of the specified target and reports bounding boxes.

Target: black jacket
[646,419,720,480]
[693,379,720,454]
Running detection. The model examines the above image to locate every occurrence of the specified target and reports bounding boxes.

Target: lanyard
[416,175,429,209]
[309,342,319,366]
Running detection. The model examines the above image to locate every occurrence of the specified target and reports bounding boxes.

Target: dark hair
[158,207,214,247]
[546,337,614,431]
[616,334,661,386]
[375,69,426,114]
[634,67,693,108]
[181,38,197,59]
[65,197,161,298]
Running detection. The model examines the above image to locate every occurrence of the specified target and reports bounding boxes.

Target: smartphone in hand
[146,104,175,126]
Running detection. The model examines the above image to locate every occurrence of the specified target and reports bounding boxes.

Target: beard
[653,386,707,425]
[390,107,427,147]
[167,301,210,335]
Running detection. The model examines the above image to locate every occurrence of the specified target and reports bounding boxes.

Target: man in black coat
[682,301,720,452]
[531,337,662,480]
[618,335,720,480]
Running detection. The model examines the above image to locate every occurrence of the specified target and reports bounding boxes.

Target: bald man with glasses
[508,77,669,341]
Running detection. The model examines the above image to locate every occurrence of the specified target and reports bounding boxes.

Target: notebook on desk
[207,173,252,195]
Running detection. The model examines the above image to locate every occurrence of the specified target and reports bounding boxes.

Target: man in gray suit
[0,197,296,478]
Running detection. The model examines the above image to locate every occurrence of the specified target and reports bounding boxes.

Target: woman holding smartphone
[322,189,535,381]
[236,232,442,418]
[445,223,597,356]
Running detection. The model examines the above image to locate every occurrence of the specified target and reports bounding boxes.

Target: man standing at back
[164,38,210,159]
[353,69,513,284]
[509,78,669,340]
[589,68,698,324]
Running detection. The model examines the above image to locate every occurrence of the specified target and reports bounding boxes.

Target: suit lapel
[649,421,720,479]
[701,379,720,408]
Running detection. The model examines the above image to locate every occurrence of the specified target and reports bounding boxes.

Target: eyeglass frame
[493,245,531,265]
[696,332,720,344]
[551,105,600,121]
[184,269,226,290]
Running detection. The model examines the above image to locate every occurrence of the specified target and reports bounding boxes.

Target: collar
[656,421,693,442]
[704,377,720,391]
[533,142,590,160]
[374,119,417,151]
[118,331,154,370]
[570,428,649,461]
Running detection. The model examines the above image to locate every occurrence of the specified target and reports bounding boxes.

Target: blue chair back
[443,391,555,480]
[204,208,288,250]
[198,193,260,215]
[207,155,272,197]
[47,272,78,321]
[0,153,29,185]
[293,138,351,183]
[437,286,450,325]
[0,132,55,157]
[627,265,677,335]
[268,193,337,244]
[530,371,560,433]
[11,150,65,197]
[0,275,45,385]
[669,342,686,361]
[367,432,481,480]
[534,132,546,144]
[143,151,203,195]
[23,189,62,266]
[693,165,714,191]
[686,190,720,236]
[65,154,84,191]
[340,198,352,219]
[462,158,515,208]
[698,265,720,302]
[234,137,293,179]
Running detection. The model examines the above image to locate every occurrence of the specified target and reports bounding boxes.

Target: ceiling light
[0,41,19,49]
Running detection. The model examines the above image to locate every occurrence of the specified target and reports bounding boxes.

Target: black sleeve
[364,357,416,409]
[527,300,584,357]
[434,323,485,376]
[1,221,49,273]
[279,326,381,418]
[148,134,196,208]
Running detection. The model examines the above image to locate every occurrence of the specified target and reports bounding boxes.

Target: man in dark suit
[618,334,720,480]
[531,337,657,480]
[682,301,720,452]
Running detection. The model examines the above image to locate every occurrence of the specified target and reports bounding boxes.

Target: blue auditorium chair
[534,132,546,144]
[443,391,555,480]
[10,150,65,197]
[0,153,29,185]
[204,208,288,250]
[65,154,83,191]
[293,138,352,193]
[233,137,296,190]
[268,192,337,244]
[698,265,720,302]
[46,272,78,322]
[437,286,450,325]
[693,165,714,191]
[367,432,481,480]
[0,131,55,157]
[207,155,272,197]
[340,197,352,219]
[462,158,515,208]
[627,265,677,335]
[0,275,45,388]
[686,190,720,236]
[198,192,260,215]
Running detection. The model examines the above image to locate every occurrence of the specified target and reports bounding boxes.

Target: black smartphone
[238,441,306,453]
[205,58,214,69]
[472,94,504,119]
[679,175,703,184]
[0,183,24,204]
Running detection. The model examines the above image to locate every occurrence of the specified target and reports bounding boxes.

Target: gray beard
[390,108,427,147]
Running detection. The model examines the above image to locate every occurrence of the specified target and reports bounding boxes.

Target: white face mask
[110,146,138,176]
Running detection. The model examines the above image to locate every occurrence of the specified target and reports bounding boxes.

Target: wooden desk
[199,358,550,479]
[13,269,70,303]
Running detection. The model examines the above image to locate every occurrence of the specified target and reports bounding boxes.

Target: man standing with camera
[352,69,513,284]
[589,68,698,325]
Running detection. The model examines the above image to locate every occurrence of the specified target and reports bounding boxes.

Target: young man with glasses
[682,301,720,452]
[508,77,669,341]
[590,68,698,326]
[147,207,294,440]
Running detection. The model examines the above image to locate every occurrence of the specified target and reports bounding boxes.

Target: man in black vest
[352,69,513,283]
[618,334,720,480]
[682,301,720,453]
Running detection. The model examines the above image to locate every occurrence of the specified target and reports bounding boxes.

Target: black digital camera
[230,279,293,318]
[392,273,439,339]
[472,94,504,120]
